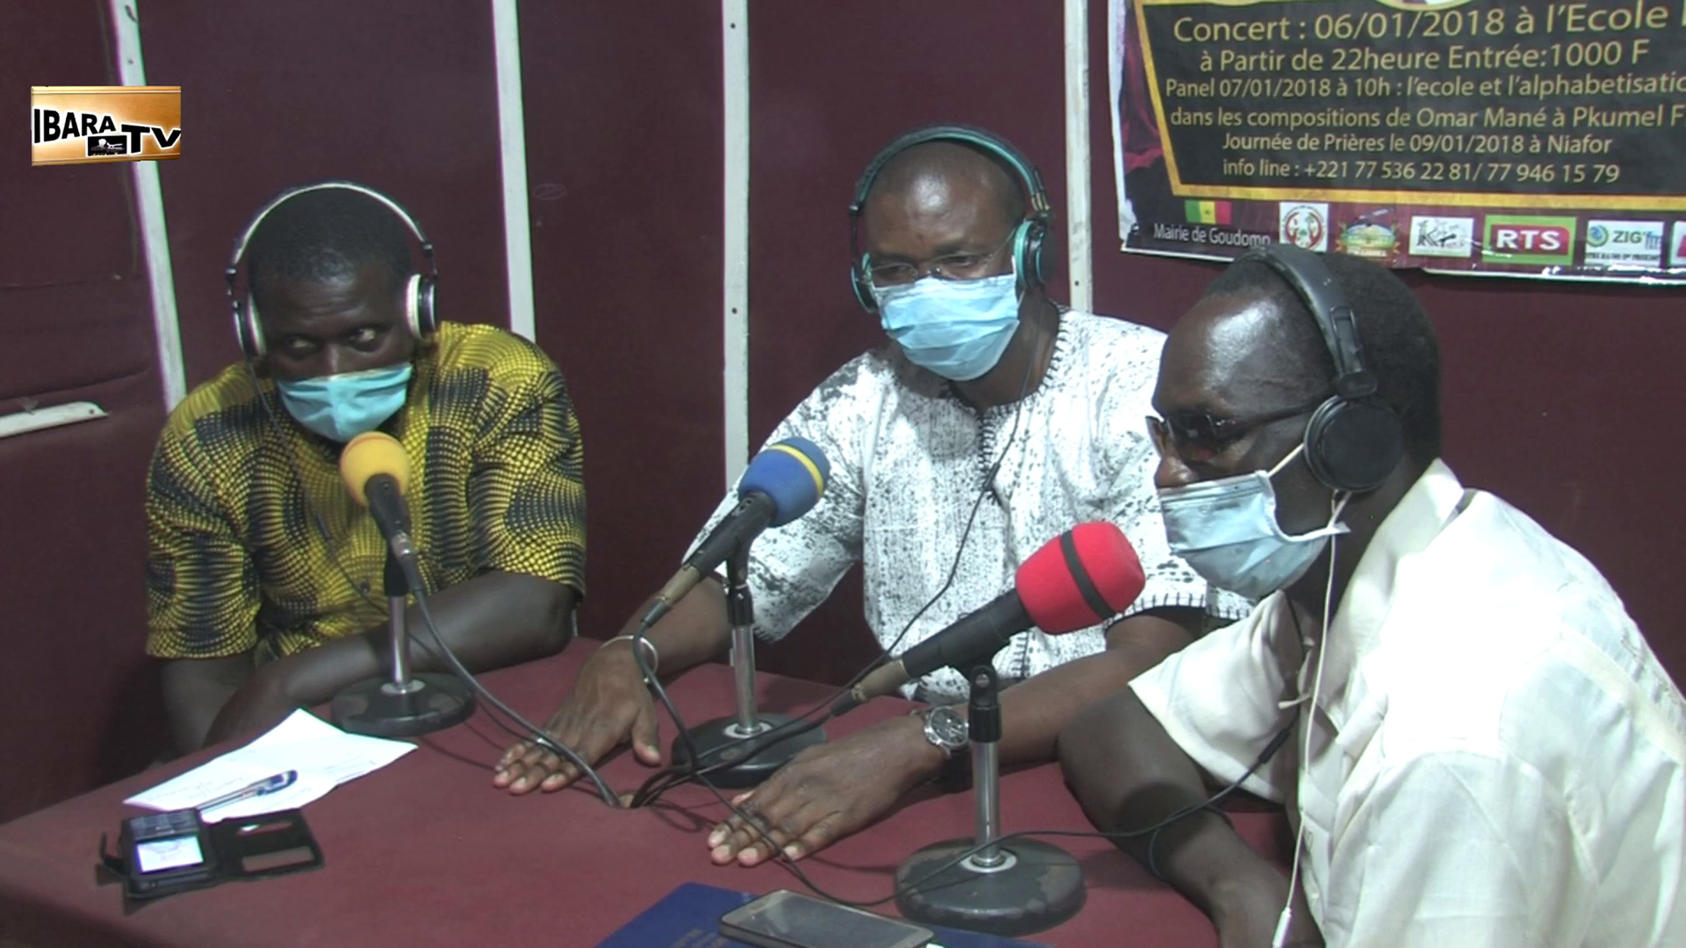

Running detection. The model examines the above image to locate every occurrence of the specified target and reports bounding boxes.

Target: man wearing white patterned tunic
[495,128,1242,865]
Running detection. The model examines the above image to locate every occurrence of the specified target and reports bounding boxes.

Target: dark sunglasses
[1146,397,1328,464]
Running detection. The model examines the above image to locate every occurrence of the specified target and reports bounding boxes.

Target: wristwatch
[917,705,970,759]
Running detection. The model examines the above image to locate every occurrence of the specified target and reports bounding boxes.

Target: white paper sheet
[125,709,416,822]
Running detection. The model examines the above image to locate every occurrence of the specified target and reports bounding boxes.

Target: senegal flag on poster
[1185,200,1232,225]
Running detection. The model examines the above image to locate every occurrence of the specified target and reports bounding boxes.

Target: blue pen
[195,770,298,812]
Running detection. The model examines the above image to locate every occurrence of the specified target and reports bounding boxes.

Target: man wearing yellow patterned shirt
[146,185,585,754]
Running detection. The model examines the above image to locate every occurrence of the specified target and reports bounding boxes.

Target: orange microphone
[330,431,476,737]
[338,431,415,563]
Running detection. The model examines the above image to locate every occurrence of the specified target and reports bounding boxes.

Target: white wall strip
[491,0,536,341]
[721,0,751,488]
[110,0,187,409]
[1063,0,1094,313]
[1107,0,1132,249]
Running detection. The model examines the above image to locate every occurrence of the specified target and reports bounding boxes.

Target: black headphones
[226,181,439,361]
[1239,243,1404,493]
[848,125,1052,313]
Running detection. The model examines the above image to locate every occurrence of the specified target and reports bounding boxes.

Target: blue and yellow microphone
[642,437,829,627]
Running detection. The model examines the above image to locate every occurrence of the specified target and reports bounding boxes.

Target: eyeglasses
[1146,397,1328,464]
[866,230,1016,287]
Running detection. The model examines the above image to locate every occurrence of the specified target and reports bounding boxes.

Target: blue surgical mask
[1158,443,1349,599]
[871,271,1020,381]
[276,363,413,442]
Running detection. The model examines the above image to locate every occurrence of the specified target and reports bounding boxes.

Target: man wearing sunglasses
[1061,250,1686,947]
[496,127,1244,865]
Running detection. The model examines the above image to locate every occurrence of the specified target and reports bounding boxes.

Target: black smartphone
[119,808,218,897]
[719,890,934,948]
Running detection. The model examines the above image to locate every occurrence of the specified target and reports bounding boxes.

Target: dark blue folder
[594,881,1050,948]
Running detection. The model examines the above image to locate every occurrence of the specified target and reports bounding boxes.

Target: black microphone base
[895,837,1085,937]
[670,713,826,789]
[331,673,475,738]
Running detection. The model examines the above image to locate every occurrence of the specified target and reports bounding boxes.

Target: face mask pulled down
[1158,443,1349,599]
[871,268,1020,382]
[277,364,413,442]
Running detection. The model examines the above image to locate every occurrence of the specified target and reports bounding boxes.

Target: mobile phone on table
[119,808,218,897]
[719,889,934,948]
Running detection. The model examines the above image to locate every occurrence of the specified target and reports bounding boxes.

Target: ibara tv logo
[1482,215,1578,267]
[31,85,180,166]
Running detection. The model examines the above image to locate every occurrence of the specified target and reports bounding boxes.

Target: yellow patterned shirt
[145,322,586,660]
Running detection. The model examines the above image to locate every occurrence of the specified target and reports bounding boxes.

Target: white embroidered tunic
[693,312,1246,702]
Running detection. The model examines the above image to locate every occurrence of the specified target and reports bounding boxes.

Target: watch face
[924,707,969,748]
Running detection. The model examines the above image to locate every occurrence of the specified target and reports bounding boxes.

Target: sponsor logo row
[1271,202,1684,270]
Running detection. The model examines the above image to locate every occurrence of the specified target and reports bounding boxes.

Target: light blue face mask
[276,363,413,442]
[870,270,1021,381]
[1158,443,1349,599]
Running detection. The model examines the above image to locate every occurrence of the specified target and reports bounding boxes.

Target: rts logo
[1482,215,1578,266]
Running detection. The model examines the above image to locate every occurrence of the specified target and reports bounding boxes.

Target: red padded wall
[517,2,725,640]
[0,0,168,821]
[136,0,512,385]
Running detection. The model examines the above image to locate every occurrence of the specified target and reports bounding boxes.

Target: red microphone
[834,522,1145,713]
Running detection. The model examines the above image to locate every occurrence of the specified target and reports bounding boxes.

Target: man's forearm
[602,576,733,678]
[989,607,1200,765]
[161,654,255,755]
[1060,689,1291,942]
[266,570,575,708]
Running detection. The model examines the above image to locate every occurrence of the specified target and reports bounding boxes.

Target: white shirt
[694,312,1246,702]
[1132,459,1686,947]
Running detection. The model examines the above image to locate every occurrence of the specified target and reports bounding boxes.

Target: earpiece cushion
[238,293,266,360]
[411,274,440,337]
[1303,397,1405,493]
[1014,219,1047,292]
[851,253,877,314]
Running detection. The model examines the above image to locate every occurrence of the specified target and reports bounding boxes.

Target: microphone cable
[626,319,1046,808]
[714,718,1294,912]
[625,306,1293,907]
[404,580,620,807]
[243,363,619,807]
[877,722,1296,910]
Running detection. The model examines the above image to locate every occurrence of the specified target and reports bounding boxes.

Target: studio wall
[518,1,725,641]
[137,0,512,384]
[0,0,167,822]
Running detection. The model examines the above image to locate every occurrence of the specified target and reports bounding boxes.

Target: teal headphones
[848,125,1052,313]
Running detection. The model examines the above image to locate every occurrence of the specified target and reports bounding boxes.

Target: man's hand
[706,714,942,866]
[493,643,660,793]
[202,663,300,746]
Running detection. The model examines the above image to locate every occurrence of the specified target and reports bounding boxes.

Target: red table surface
[0,645,1287,948]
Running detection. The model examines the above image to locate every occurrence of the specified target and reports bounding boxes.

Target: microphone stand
[894,665,1084,937]
[671,543,825,787]
[331,545,475,737]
